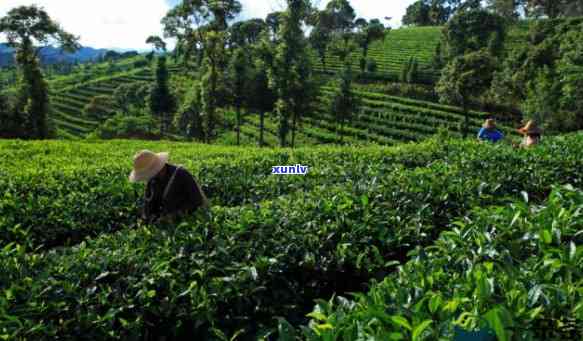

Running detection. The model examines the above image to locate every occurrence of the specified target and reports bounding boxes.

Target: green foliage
[228,47,250,145]
[436,49,497,136]
[1,135,583,339]
[0,90,23,138]
[14,47,53,139]
[330,65,357,141]
[1,5,80,139]
[401,57,419,84]
[354,18,387,73]
[145,35,167,52]
[365,58,377,73]
[149,55,176,133]
[83,95,115,119]
[492,17,583,132]
[113,82,150,113]
[88,112,160,140]
[229,18,267,47]
[175,81,204,140]
[294,182,583,339]
[486,0,520,19]
[268,0,314,148]
[200,30,228,143]
[443,8,506,61]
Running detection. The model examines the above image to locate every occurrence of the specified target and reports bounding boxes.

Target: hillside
[1,134,582,339]
[25,25,527,143]
[232,80,520,148]
[311,26,442,83]
[309,24,531,84]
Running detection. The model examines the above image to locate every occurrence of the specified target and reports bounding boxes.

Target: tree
[83,95,114,119]
[149,55,175,134]
[403,0,432,26]
[175,81,204,140]
[523,0,577,18]
[325,0,356,34]
[436,50,497,137]
[146,35,167,52]
[402,0,460,26]
[161,0,242,66]
[268,0,314,148]
[355,18,387,73]
[0,5,79,139]
[442,8,506,61]
[486,0,520,19]
[0,90,23,138]
[200,30,228,143]
[229,19,267,47]
[228,47,249,145]
[266,12,284,41]
[250,33,277,147]
[308,11,334,73]
[331,64,357,142]
[113,82,150,113]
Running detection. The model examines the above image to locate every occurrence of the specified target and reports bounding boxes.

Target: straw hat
[129,150,169,183]
[517,120,542,135]
[483,119,497,129]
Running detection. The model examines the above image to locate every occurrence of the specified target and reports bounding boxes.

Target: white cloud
[1,0,416,49]
[0,0,170,49]
[238,0,417,28]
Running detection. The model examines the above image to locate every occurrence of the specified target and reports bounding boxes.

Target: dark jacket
[142,164,207,222]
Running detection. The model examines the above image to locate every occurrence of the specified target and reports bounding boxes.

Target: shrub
[83,95,114,119]
[366,58,377,73]
[88,112,160,140]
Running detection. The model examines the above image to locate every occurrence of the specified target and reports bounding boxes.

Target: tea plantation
[1,133,582,339]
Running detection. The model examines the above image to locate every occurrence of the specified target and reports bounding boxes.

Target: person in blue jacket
[477,119,504,143]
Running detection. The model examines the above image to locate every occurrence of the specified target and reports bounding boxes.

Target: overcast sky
[0,0,416,50]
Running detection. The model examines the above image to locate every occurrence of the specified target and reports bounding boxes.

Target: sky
[0,0,417,50]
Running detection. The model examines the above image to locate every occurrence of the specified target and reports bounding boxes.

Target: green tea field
[1,133,582,339]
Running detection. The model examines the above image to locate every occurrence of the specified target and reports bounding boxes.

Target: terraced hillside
[311,26,442,83]
[310,24,531,84]
[235,82,520,147]
[50,64,183,139]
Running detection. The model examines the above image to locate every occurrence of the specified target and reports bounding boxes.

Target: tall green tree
[229,19,267,47]
[250,33,277,147]
[176,81,204,140]
[228,47,249,145]
[200,30,228,143]
[437,50,497,137]
[161,0,242,66]
[403,0,467,26]
[149,55,175,134]
[331,64,357,142]
[308,10,334,73]
[268,0,313,148]
[0,90,21,138]
[0,5,79,139]
[442,8,506,61]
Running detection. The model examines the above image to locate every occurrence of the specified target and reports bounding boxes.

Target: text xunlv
[272,164,309,175]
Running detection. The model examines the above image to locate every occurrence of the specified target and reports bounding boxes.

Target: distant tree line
[403,0,583,26]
